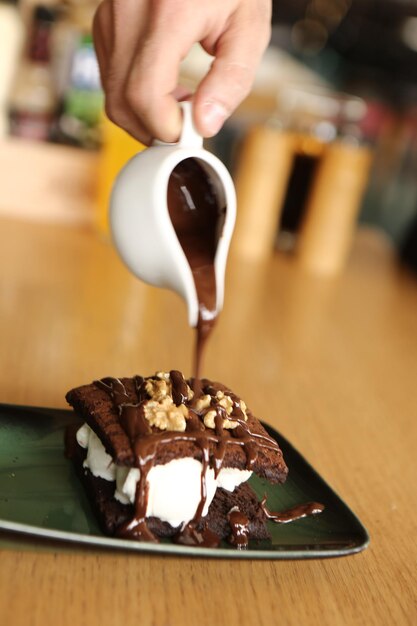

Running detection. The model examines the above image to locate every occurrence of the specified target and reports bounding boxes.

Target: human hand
[93,0,271,144]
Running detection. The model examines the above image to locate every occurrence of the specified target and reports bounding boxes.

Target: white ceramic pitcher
[110,101,236,327]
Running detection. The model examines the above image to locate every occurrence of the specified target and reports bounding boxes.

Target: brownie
[66,375,288,484]
[65,371,288,546]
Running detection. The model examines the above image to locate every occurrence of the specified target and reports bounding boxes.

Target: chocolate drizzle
[167,158,226,379]
[175,523,221,548]
[260,498,325,523]
[228,508,250,549]
[94,373,281,545]
[169,370,190,405]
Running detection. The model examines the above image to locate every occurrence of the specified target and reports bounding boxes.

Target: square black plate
[0,404,369,559]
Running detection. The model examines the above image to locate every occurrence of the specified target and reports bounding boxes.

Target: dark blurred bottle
[9,5,57,142]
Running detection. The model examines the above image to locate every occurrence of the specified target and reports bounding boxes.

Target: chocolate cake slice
[65,371,289,548]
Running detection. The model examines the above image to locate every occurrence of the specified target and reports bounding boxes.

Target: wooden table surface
[0,218,416,626]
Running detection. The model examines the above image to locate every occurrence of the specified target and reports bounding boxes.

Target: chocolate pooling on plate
[228,507,250,549]
[167,158,226,379]
[95,372,281,546]
[260,498,324,523]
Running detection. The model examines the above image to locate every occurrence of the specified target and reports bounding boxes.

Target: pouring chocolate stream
[167,157,226,380]
[103,104,324,547]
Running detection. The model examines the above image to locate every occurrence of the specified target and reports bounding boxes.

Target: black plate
[0,404,369,559]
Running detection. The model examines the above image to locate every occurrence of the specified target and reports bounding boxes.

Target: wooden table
[0,218,415,626]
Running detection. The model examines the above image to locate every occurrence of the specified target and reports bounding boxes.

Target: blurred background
[1,0,417,273]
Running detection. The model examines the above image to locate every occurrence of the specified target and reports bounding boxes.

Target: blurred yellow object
[96,114,144,235]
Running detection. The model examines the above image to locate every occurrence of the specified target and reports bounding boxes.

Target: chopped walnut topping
[194,394,211,412]
[202,390,248,430]
[142,373,249,433]
[185,386,194,401]
[216,391,234,415]
[141,372,191,431]
[203,410,238,430]
[203,410,217,429]
[144,397,188,431]
[146,372,194,403]
[145,377,171,402]
[155,372,170,379]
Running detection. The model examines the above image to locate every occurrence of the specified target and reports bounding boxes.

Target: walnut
[217,391,248,421]
[145,377,170,402]
[143,397,188,432]
[155,372,170,380]
[194,394,211,412]
[185,386,194,401]
[202,410,215,429]
[216,391,234,415]
[142,372,195,431]
[202,390,248,430]
[203,409,239,430]
[146,372,194,403]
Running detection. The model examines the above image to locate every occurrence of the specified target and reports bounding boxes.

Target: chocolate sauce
[169,369,190,405]
[167,158,226,379]
[260,498,324,523]
[94,374,281,545]
[174,523,221,548]
[228,508,250,549]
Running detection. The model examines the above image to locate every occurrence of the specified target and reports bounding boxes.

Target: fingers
[194,4,271,137]
[92,0,113,90]
[124,57,183,143]
[93,0,153,144]
[93,0,271,143]
[94,0,192,144]
[124,22,196,143]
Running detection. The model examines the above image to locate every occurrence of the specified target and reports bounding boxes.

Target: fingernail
[201,102,228,136]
